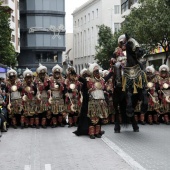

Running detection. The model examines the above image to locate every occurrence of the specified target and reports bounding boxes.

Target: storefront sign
[29,24,65,39]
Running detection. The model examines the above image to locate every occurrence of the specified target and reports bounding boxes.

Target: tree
[0,1,17,67]
[95,25,122,69]
[121,0,170,64]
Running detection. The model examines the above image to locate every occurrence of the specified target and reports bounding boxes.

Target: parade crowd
[1,35,170,139]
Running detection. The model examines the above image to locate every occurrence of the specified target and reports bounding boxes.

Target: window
[75,21,76,27]
[81,17,83,25]
[78,19,79,26]
[18,20,20,28]
[12,16,14,22]
[96,9,98,17]
[114,5,120,14]
[121,0,129,13]
[12,35,15,42]
[88,13,90,22]
[114,23,120,32]
[92,11,94,19]
[18,38,20,46]
[84,15,86,24]
[17,1,19,9]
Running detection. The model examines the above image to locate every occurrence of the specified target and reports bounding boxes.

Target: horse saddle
[124,64,141,79]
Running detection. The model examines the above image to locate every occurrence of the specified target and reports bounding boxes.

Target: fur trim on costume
[52,64,63,73]
[159,64,169,72]
[23,68,33,77]
[145,65,155,73]
[36,63,47,74]
[7,68,17,77]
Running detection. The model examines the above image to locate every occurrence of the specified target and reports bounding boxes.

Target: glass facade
[18,0,66,73]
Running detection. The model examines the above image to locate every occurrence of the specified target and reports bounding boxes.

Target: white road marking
[45,164,52,170]
[24,165,31,170]
[102,135,146,170]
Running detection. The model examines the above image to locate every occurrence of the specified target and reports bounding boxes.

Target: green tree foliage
[0,1,17,67]
[95,25,122,69]
[121,0,170,64]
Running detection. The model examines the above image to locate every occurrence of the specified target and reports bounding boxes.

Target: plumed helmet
[118,34,126,43]
[52,64,63,73]
[7,68,17,77]
[80,68,89,76]
[23,68,33,78]
[145,65,155,74]
[36,63,47,74]
[88,63,99,73]
[159,64,169,72]
[103,70,109,77]
[66,66,76,75]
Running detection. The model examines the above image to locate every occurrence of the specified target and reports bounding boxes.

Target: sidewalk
[0,127,132,170]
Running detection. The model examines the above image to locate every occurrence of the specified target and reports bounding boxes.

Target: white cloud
[65,0,89,33]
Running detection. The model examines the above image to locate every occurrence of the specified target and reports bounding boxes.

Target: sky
[65,0,89,33]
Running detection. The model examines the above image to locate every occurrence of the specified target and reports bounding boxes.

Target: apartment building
[1,0,20,53]
[72,0,123,73]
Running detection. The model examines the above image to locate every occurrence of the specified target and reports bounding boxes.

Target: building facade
[1,0,20,53]
[18,0,65,73]
[121,0,140,18]
[72,0,124,73]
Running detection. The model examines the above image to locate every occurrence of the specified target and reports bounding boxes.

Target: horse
[113,34,148,133]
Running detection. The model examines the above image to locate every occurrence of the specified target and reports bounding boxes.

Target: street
[0,124,170,170]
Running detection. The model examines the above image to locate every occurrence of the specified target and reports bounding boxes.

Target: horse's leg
[114,103,121,133]
[131,92,139,132]
[140,89,148,116]
[126,89,134,117]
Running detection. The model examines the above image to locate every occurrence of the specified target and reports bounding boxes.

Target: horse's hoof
[114,129,120,133]
[133,129,139,132]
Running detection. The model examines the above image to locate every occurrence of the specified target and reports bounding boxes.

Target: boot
[164,115,170,125]
[24,117,29,128]
[110,114,115,124]
[73,116,78,127]
[148,115,153,125]
[41,118,47,128]
[68,117,73,128]
[95,125,102,138]
[153,114,160,124]
[140,114,146,125]
[114,122,121,133]
[20,116,25,129]
[30,118,35,128]
[51,117,57,128]
[12,117,17,129]
[58,116,64,127]
[1,122,7,132]
[89,126,95,139]
[35,117,40,129]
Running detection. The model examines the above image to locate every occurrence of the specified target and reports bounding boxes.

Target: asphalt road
[0,124,170,170]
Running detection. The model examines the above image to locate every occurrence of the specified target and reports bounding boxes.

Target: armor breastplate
[41,90,47,98]
[52,91,60,98]
[11,91,21,100]
[91,90,105,99]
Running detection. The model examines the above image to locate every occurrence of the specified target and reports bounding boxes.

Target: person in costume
[5,68,23,128]
[103,70,115,124]
[158,64,170,124]
[22,68,37,128]
[76,63,113,139]
[48,64,66,127]
[145,65,160,125]
[64,66,82,127]
[34,64,50,128]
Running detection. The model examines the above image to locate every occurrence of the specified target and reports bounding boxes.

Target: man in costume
[103,70,115,124]
[158,64,170,124]
[65,66,82,127]
[34,64,50,128]
[6,68,23,128]
[22,68,37,128]
[145,65,160,124]
[48,64,66,127]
